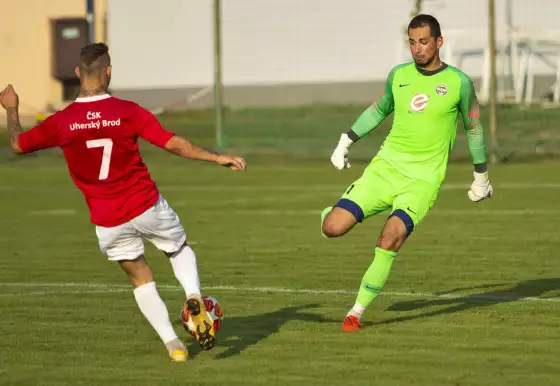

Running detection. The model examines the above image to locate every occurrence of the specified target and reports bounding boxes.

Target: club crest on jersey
[409,93,430,112]
[436,84,448,96]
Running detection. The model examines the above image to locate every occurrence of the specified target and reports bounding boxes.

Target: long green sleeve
[349,67,398,139]
[458,74,487,165]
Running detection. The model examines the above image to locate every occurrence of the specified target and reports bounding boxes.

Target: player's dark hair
[408,14,441,38]
[78,43,111,75]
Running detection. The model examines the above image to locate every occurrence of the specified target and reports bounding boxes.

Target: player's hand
[331,133,353,170]
[216,154,247,172]
[0,84,19,110]
[468,171,493,202]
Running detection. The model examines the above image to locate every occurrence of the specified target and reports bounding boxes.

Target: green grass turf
[0,151,559,385]
[0,104,559,385]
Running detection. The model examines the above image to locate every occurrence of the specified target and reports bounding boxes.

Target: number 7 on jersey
[86,138,113,180]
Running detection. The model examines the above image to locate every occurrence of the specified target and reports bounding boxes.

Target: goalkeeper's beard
[414,53,437,68]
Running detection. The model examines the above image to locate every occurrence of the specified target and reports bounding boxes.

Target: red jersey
[18,95,175,227]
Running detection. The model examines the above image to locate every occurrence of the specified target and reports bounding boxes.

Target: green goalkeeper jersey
[349,62,487,184]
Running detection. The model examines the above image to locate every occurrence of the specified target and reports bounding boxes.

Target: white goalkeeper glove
[330,133,354,170]
[468,171,493,202]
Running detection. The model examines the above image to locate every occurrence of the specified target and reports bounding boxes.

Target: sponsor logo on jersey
[409,93,430,112]
[436,84,448,96]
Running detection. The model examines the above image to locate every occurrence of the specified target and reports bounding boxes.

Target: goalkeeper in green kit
[321,14,494,331]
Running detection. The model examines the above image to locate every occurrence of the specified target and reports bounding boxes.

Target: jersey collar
[416,62,448,76]
[75,94,112,103]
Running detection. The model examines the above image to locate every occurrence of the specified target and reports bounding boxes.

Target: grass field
[1,106,560,385]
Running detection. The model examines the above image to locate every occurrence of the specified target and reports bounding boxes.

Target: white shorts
[95,196,187,261]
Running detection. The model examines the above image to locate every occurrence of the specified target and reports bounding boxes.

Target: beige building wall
[0,0,107,120]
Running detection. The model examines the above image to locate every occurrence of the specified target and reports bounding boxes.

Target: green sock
[356,247,397,308]
[320,207,333,238]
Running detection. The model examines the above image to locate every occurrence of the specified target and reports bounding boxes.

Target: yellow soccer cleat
[184,296,216,350]
[169,349,188,362]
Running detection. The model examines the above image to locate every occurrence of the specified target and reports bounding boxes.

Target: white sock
[133,282,178,346]
[169,245,201,298]
[346,302,366,320]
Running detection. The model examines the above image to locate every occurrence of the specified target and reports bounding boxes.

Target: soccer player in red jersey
[0,43,247,361]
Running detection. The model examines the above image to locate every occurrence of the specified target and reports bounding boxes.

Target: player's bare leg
[376,215,408,251]
[321,207,358,238]
[119,256,188,361]
[342,214,408,331]
[164,244,216,351]
[119,255,154,287]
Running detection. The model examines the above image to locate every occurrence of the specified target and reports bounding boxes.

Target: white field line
[158,183,560,192]
[0,288,129,298]
[24,208,560,217]
[219,209,560,216]
[28,209,77,216]
[22,192,323,215]
[5,183,560,194]
[171,192,320,207]
[0,282,558,303]
[16,181,560,216]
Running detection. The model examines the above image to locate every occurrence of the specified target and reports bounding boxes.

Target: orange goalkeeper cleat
[341,315,364,331]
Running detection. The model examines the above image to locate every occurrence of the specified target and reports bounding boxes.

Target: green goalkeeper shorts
[334,156,440,234]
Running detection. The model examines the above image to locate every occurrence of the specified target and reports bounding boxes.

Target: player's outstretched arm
[164,136,247,172]
[135,105,247,172]
[0,85,23,154]
[0,85,60,155]
[330,68,397,170]
[458,75,493,202]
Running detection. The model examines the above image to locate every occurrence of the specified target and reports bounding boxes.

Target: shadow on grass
[175,303,334,359]
[370,278,560,326]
